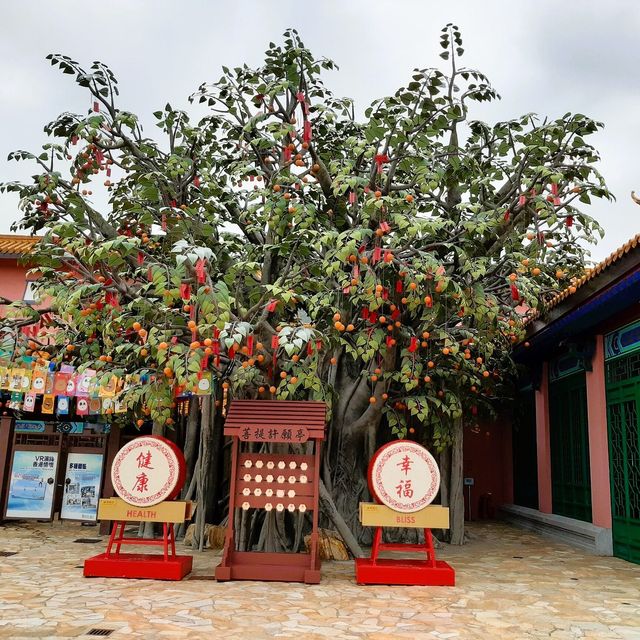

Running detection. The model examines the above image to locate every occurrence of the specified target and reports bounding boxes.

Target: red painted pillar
[585,335,612,528]
[502,417,514,505]
[535,363,553,513]
[0,417,14,509]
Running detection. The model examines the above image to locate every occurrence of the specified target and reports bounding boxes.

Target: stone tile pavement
[0,520,638,639]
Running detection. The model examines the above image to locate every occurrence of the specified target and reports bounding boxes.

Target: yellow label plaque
[359,503,449,529]
[97,498,193,523]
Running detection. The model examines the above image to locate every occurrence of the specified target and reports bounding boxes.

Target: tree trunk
[319,480,364,558]
[449,417,465,544]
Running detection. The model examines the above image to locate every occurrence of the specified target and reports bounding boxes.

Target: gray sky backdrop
[1,0,639,262]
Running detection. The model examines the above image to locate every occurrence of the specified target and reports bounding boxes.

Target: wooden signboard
[84,435,193,581]
[216,400,326,584]
[97,497,194,523]
[356,440,455,586]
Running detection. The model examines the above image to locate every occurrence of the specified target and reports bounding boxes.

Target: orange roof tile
[525,232,640,326]
[0,234,40,256]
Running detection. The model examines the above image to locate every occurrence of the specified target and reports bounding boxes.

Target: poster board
[60,453,104,521]
[5,450,59,520]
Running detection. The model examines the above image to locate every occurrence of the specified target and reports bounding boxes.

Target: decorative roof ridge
[524,232,640,326]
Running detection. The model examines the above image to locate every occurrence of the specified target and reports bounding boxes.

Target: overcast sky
[1,0,639,262]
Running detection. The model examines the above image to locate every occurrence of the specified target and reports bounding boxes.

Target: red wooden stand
[216,400,326,584]
[84,520,193,581]
[355,526,455,586]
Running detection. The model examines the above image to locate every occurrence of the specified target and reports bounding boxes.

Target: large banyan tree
[1,25,610,552]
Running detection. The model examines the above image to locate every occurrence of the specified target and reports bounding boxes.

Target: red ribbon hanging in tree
[105,291,119,308]
[374,154,389,174]
[271,334,279,368]
[408,337,418,353]
[369,311,378,324]
[504,209,511,222]
[284,147,292,163]
[372,246,382,264]
[307,340,313,356]
[137,251,144,266]
[551,183,559,196]
[518,194,527,207]
[161,213,167,231]
[303,121,312,144]
[348,190,357,205]
[566,215,574,227]
[395,280,403,293]
[361,307,370,320]
[228,346,235,360]
[93,101,99,113]
[266,299,278,313]
[296,91,309,115]
[193,176,201,188]
[391,308,401,321]
[180,283,191,300]
[247,335,254,356]
[195,259,206,284]
[510,284,520,301]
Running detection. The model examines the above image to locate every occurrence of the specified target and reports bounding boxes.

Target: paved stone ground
[0,520,638,639]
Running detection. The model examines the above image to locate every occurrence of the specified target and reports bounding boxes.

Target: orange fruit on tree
[269,386,276,394]
[374,190,382,199]
[369,396,377,403]
[483,370,490,378]
[405,194,414,203]
[158,342,168,350]
[163,367,173,378]
[280,371,287,379]
[290,376,298,384]
[330,357,337,365]
[258,386,265,393]
[132,321,142,331]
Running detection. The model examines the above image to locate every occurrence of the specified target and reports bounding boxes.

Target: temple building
[499,233,640,565]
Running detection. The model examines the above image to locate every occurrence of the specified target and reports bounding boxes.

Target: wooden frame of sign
[83,436,193,581]
[215,400,326,584]
[355,440,455,586]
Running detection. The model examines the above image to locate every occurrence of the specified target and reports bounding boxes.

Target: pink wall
[585,335,613,528]
[0,259,29,316]
[535,363,553,513]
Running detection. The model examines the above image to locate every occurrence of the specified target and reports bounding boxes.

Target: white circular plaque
[368,440,440,513]
[111,436,185,507]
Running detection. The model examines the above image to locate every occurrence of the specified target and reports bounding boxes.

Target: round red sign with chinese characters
[368,440,440,513]
[111,436,186,507]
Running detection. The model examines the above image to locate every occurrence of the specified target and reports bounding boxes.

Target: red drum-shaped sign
[368,440,440,513]
[111,436,186,507]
